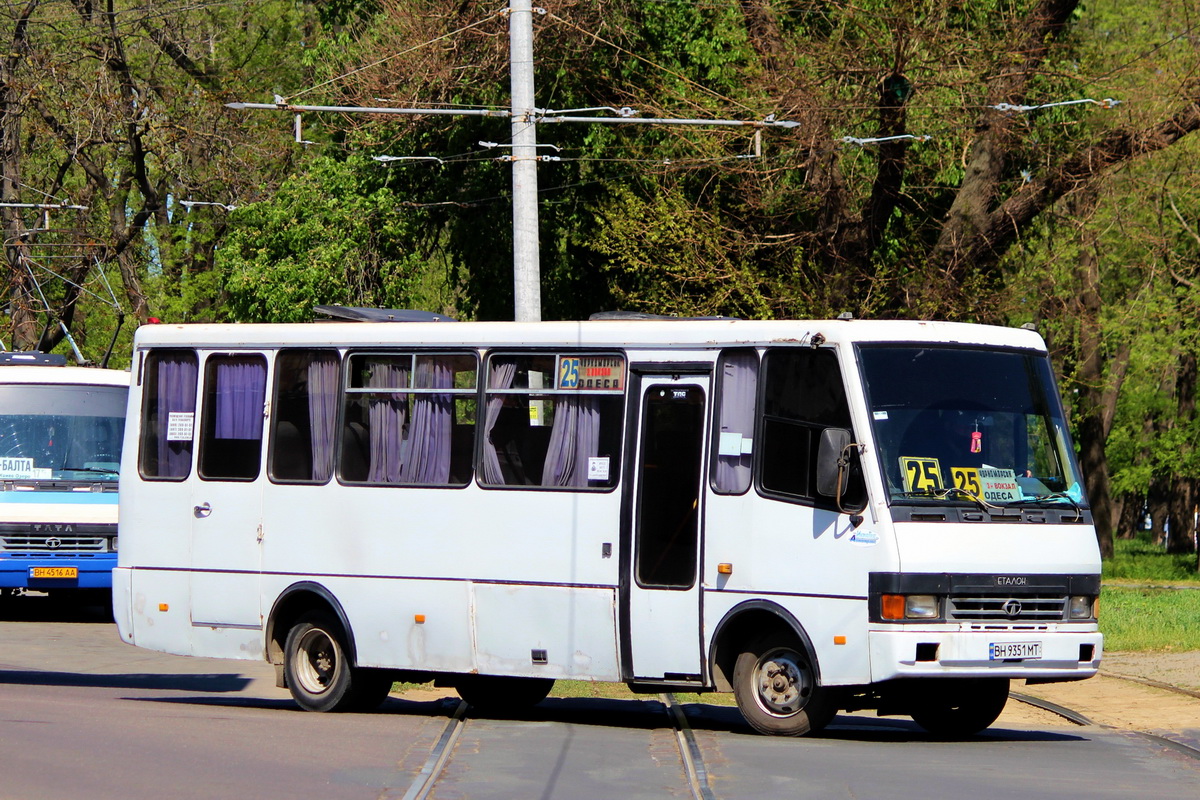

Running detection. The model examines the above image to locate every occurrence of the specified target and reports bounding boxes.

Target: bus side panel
[703,492,894,687]
[265,575,476,674]
[120,567,194,657]
[472,583,620,681]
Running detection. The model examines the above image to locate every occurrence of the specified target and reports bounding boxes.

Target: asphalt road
[1,598,1198,799]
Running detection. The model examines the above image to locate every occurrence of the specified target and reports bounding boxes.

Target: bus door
[188,353,269,636]
[623,372,709,682]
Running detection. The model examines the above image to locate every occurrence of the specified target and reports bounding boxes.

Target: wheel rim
[753,647,812,717]
[294,628,339,696]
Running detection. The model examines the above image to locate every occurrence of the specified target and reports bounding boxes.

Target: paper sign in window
[718,432,754,457]
[166,412,195,442]
[588,456,610,481]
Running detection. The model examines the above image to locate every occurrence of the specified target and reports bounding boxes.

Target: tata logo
[44,537,63,549]
[1002,599,1024,618]
[33,524,74,533]
[995,576,1028,586]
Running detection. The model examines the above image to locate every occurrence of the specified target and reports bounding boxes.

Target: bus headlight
[1068,595,1094,620]
[881,594,940,620]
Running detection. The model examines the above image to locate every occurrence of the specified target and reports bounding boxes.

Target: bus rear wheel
[454,675,555,714]
[284,613,390,712]
[908,677,1010,737]
[732,632,836,736]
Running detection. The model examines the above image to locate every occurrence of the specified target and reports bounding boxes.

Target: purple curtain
[714,351,758,494]
[156,352,197,478]
[214,359,267,439]
[481,359,516,484]
[399,358,453,484]
[307,355,339,482]
[541,396,600,487]
[367,360,408,483]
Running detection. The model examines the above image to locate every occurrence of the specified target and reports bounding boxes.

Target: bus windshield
[0,384,127,482]
[858,345,1085,508]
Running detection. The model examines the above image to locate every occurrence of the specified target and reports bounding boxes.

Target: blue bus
[0,353,129,607]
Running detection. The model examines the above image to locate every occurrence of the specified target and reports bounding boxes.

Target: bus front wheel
[732,632,836,736]
[284,613,391,712]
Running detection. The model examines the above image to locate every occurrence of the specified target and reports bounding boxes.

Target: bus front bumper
[0,554,118,590]
[869,627,1103,683]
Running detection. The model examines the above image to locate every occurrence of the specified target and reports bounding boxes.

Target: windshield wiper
[59,466,119,476]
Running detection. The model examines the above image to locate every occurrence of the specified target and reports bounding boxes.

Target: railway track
[396,690,1199,799]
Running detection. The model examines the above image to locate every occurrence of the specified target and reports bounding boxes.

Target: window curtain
[541,396,600,487]
[156,353,197,478]
[399,358,453,484]
[366,360,408,483]
[307,355,339,482]
[714,351,758,494]
[214,359,267,440]
[480,359,516,484]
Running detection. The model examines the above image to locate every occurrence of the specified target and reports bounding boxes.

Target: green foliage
[216,155,457,321]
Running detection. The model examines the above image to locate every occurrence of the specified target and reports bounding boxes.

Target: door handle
[194,502,212,518]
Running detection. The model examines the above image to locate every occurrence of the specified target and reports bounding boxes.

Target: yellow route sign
[899,456,943,493]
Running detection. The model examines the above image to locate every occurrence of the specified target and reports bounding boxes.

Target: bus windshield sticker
[899,456,943,493]
[0,457,38,479]
[557,355,624,391]
[588,456,611,481]
[977,467,1021,503]
[873,410,889,420]
[166,412,195,441]
[718,432,754,456]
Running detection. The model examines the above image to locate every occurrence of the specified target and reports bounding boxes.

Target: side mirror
[816,427,867,514]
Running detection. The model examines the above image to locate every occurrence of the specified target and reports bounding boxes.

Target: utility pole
[508,0,540,322]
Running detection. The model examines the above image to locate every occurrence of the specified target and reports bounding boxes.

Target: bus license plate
[990,641,1041,660]
[29,566,78,579]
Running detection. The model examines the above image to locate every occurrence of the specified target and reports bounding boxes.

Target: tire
[732,632,836,736]
[454,675,555,714]
[284,612,365,712]
[908,678,1010,737]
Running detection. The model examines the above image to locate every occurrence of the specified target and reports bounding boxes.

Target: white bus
[0,352,128,608]
[113,313,1102,736]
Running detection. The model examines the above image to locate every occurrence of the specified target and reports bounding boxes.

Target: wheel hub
[756,650,811,716]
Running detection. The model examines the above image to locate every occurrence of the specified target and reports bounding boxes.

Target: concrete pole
[509,0,541,321]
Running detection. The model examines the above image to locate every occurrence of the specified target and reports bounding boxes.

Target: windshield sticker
[978,467,1021,503]
[718,432,753,457]
[899,456,944,493]
[873,410,889,421]
[166,412,195,442]
[0,457,38,479]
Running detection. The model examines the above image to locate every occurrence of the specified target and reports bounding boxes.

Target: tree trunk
[1167,351,1198,555]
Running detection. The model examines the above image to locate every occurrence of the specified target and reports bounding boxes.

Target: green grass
[1100,532,1200,652]
[1103,531,1200,583]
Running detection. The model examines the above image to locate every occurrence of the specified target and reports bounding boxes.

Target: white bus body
[114,317,1102,735]
[0,356,128,604]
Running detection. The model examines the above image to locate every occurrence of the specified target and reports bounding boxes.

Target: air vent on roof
[313,306,456,323]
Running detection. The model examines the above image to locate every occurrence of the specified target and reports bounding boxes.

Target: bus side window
[759,348,852,503]
[480,353,624,490]
[198,355,268,481]
[269,350,340,484]
[339,352,476,487]
[712,348,759,495]
[139,349,198,480]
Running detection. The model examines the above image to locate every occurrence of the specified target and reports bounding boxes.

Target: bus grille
[947,594,1067,622]
[0,534,108,553]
